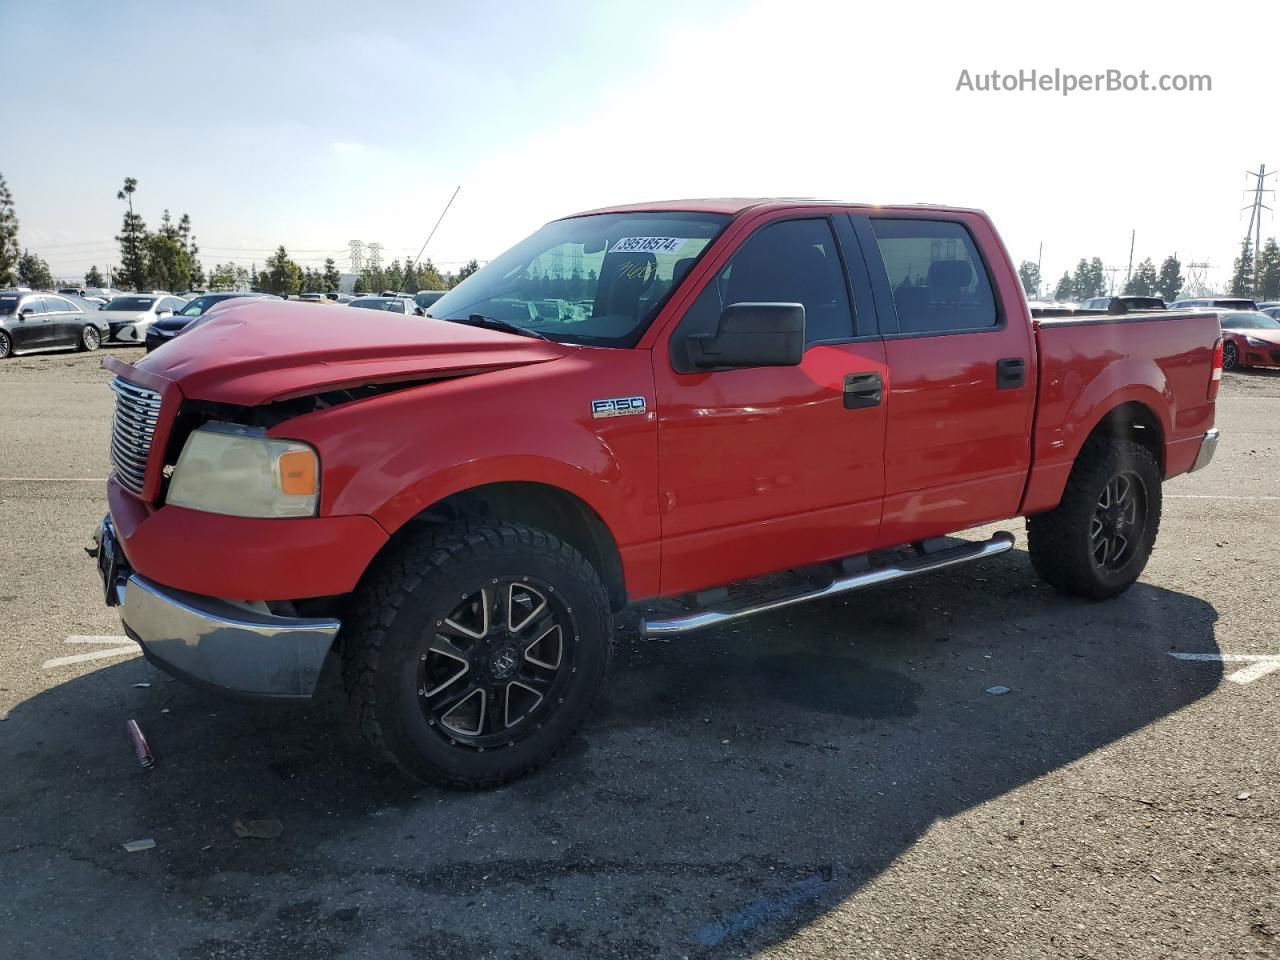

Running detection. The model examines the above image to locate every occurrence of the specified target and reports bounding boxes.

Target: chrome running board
[641,531,1016,637]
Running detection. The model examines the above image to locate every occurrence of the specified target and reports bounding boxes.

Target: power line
[1242,164,1275,297]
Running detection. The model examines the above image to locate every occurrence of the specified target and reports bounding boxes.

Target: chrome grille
[109,377,161,494]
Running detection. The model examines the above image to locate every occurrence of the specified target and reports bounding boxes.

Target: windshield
[104,296,155,311]
[178,295,226,317]
[426,211,730,347]
[351,298,403,312]
[0,295,19,315]
[1221,311,1280,330]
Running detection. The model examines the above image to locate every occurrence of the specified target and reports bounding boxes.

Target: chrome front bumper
[119,575,341,699]
[1189,428,1219,473]
[93,515,341,699]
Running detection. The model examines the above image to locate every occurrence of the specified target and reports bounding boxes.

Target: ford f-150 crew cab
[90,199,1223,786]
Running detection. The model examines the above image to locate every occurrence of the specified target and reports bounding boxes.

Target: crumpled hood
[131,298,569,406]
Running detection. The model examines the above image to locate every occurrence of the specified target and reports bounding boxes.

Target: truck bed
[1022,310,1221,514]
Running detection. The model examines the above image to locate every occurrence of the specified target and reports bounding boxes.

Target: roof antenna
[403,185,461,292]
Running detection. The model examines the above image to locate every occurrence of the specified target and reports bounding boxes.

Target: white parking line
[42,647,138,670]
[42,635,137,671]
[1167,495,1280,501]
[1168,652,1280,684]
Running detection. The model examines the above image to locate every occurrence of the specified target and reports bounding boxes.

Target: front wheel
[78,324,101,352]
[1222,340,1240,371]
[343,521,613,787]
[1027,438,1162,600]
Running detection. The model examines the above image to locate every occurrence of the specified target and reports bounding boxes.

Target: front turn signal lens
[278,450,318,496]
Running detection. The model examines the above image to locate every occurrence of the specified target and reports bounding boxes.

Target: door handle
[996,357,1026,390]
[843,372,882,409]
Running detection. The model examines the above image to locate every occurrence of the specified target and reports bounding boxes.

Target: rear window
[871,219,998,334]
[104,296,156,311]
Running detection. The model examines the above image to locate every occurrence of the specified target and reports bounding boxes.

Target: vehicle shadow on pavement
[0,546,1220,960]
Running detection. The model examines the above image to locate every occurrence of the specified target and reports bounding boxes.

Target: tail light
[1208,337,1223,400]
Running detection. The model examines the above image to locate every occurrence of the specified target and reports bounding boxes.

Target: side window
[871,219,998,334]
[48,296,78,314]
[25,297,48,314]
[678,218,854,346]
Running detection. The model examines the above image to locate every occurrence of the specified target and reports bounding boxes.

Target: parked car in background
[414,289,448,311]
[1169,296,1258,311]
[145,292,281,352]
[1077,295,1166,313]
[349,296,420,315]
[0,290,109,358]
[1260,305,1280,321]
[98,294,189,345]
[299,293,332,304]
[1216,310,1280,370]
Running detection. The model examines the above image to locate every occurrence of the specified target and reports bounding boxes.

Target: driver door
[653,215,887,597]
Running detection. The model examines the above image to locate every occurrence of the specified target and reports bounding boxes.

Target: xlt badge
[591,397,647,419]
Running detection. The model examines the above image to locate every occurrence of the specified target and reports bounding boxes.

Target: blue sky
[3,0,1276,291]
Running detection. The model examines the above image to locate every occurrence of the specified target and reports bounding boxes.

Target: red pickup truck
[91,199,1223,786]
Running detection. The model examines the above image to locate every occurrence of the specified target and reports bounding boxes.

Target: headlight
[1245,336,1267,347]
[167,423,319,518]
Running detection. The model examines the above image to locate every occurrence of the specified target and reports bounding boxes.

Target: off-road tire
[342,520,614,787]
[1027,437,1162,600]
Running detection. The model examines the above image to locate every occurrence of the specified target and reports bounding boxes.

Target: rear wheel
[343,520,613,787]
[78,324,101,352]
[1027,438,1162,600]
[1222,340,1239,370]
[0,330,10,359]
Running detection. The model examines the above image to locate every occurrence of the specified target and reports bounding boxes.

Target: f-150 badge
[591,397,647,419]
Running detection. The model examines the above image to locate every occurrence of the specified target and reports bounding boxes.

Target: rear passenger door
[852,214,1036,547]
[44,295,83,345]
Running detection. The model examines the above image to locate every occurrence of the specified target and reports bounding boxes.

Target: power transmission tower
[366,242,383,273]
[1105,265,1125,295]
[347,240,364,273]
[1242,165,1275,297]
[1185,260,1211,298]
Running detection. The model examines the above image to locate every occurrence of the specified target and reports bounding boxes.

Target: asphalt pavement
[0,347,1276,959]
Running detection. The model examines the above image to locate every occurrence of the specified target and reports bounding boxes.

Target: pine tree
[17,249,54,289]
[84,265,105,287]
[322,258,341,293]
[1256,238,1280,301]
[458,257,481,284]
[1053,272,1073,301]
[1155,255,1183,302]
[1228,239,1255,297]
[0,172,21,288]
[1017,261,1041,297]
[115,178,148,291]
[1124,258,1158,296]
[265,246,302,296]
[1088,258,1107,299]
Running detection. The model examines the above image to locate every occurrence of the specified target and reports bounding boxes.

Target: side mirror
[18,307,33,319]
[677,302,805,373]
[155,308,172,317]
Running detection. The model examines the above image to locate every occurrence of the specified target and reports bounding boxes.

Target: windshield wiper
[442,314,551,341]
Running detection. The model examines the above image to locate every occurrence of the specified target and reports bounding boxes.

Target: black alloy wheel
[420,577,576,748]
